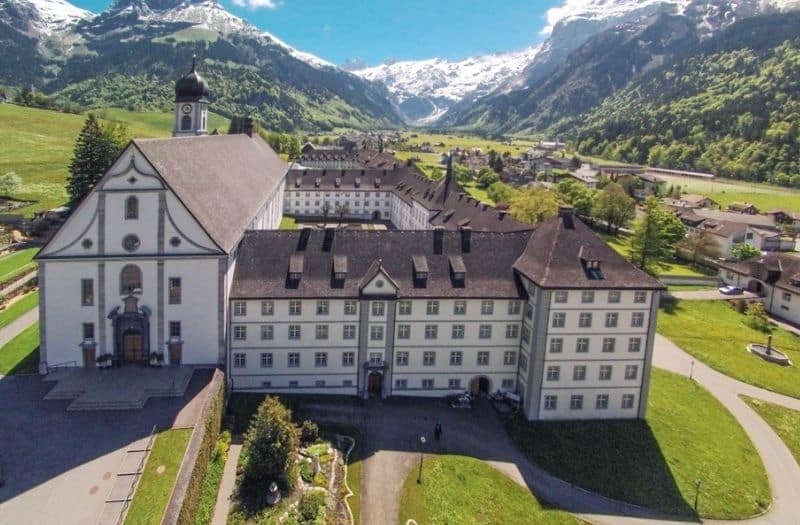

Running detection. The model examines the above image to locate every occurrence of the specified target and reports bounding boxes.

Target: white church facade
[37,61,664,421]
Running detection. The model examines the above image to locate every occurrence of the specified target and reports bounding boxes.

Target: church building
[37,61,664,421]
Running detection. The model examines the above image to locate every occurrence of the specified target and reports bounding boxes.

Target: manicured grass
[279,216,298,230]
[400,132,537,157]
[0,322,39,375]
[462,182,495,205]
[124,428,192,525]
[658,299,800,398]
[399,455,582,525]
[741,396,800,466]
[596,231,715,277]
[0,248,38,283]
[656,173,800,212]
[0,291,38,330]
[193,431,231,525]
[507,369,770,519]
[667,284,717,292]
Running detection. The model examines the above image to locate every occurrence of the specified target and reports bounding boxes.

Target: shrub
[731,298,748,314]
[299,420,319,446]
[297,491,325,523]
[744,302,773,333]
[300,459,313,483]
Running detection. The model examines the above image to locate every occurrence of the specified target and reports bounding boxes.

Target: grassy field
[399,455,582,525]
[0,104,229,216]
[124,428,192,525]
[667,284,718,292]
[401,132,537,156]
[0,322,39,374]
[596,231,715,278]
[656,173,800,212]
[658,299,800,398]
[0,291,38,330]
[741,396,800,466]
[507,369,770,519]
[0,247,38,284]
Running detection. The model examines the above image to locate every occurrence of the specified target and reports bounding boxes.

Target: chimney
[433,226,444,255]
[322,227,335,252]
[243,117,254,138]
[559,205,574,229]
[498,210,507,220]
[460,226,472,253]
[481,203,488,211]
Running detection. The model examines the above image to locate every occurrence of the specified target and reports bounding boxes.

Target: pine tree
[66,114,127,204]
[242,396,299,493]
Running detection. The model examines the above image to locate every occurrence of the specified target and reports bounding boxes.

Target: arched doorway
[371,210,381,221]
[469,376,491,396]
[747,279,764,295]
[122,328,144,364]
[367,371,382,397]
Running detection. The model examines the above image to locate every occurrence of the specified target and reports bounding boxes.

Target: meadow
[656,173,800,212]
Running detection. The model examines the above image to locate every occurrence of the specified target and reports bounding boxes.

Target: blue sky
[70,0,566,65]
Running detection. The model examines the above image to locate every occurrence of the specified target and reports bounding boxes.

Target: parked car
[719,285,743,295]
[447,391,472,409]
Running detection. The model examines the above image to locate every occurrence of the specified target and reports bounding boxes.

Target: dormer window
[289,254,304,281]
[125,196,138,220]
[449,256,466,283]
[579,245,604,280]
[333,255,347,281]
[412,255,429,283]
[354,178,361,188]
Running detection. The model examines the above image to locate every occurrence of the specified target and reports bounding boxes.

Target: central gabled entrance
[109,295,151,366]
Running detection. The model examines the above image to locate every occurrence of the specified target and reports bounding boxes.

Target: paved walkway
[668,290,758,301]
[0,307,38,347]
[211,438,243,525]
[0,270,36,298]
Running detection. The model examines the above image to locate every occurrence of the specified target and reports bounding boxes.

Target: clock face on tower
[181,104,192,114]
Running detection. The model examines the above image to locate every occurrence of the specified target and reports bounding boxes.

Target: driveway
[0,370,211,525]
[668,290,759,301]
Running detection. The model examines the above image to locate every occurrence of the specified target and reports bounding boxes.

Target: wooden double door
[122,329,144,364]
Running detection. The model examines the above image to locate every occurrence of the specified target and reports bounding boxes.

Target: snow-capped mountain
[354,47,540,123]
[0,0,91,38]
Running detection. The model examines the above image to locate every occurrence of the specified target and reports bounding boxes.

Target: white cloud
[231,0,281,10]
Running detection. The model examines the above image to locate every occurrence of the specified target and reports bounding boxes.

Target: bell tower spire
[173,54,210,137]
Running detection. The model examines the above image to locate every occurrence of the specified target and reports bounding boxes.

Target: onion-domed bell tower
[173,54,210,137]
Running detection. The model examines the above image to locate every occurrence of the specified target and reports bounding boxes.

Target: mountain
[440,0,800,133]
[0,0,402,131]
[354,47,540,124]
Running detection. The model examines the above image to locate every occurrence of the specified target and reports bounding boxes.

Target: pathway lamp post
[694,479,702,511]
[417,435,426,484]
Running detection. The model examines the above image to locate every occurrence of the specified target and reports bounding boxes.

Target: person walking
[434,422,442,440]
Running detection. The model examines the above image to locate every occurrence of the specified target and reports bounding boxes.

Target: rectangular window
[602,338,616,353]
[448,378,461,389]
[481,300,494,315]
[579,312,592,328]
[599,365,613,381]
[521,326,531,343]
[343,379,353,387]
[573,365,586,381]
[424,325,438,339]
[342,352,355,366]
[506,324,519,338]
[426,300,439,315]
[344,300,358,315]
[576,338,590,353]
[395,379,408,389]
[82,322,94,341]
[260,325,273,340]
[370,326,384,341]
[554,291,568,303]
[398,300,412,315]
[395,351,409,366]
[449,351,463,366]
[625,365,639,380]
[479,325,492,339]
[233,353,246,368]
[81,278,94,306]
[501,378,515,389]
[317,300,329,315]
[397,324,411,339]
[608,291,621,304]
[233,325,246,341]
[508,300,521,315]
[289,300,301,315]
[288,353,300,367]
[634,291,648,304]
[288,325,301,340]
[453,300,467,315]
[315,352,328,367]
[450,324,464,339]
[422,379,434,390]
[315,380,326,388]
[622,394,636,409]
[369,352,383,365]
[169,321,181,339]
[423,351,436,366]
[343,325,357,339]
[524,303,533,319]
[477,351,490,366]
[549,338,563,353]
[261,301,274,316]
[260,353,273,368]
[628,337,642,353]
[315,325,329,340]
[552,312,566,328]
[783,292,792,302]
[570,395,584,410]
[605,312,618,328]
[504,351,517,365]
[581,291,595,304]
[544,395,557,410]
[519,354,527,371]
[631,312,645,328]
[546,366,561,381]
[372,301,385,316]
[168,277,181,304]
[289,381,299,388]
[233,301,246,316]
[596,394,609,409]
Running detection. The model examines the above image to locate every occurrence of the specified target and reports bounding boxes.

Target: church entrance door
[367,371,382,397]
[122,329,144,364]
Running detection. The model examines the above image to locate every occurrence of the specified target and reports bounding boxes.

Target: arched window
[125,196,138,220]
[181,115,191,131]
[120,265,142,294]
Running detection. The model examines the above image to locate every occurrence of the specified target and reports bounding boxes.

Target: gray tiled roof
[134,134,287,252]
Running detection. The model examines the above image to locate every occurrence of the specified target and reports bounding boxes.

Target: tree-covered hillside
[574,13,800,186]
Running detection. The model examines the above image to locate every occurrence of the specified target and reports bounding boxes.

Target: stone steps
[68,392,147,411]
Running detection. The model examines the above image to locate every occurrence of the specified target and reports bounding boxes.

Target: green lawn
[658,299,800,398]
[0,322,39,374]
[741,396,800,466]
[279,216,298,230]
[655,173,800,212]
[462,182,495,205]
[0,247,38,285]
[124,428,192,525]
[192,431,231,525]
[0,104,228,216]
[507,369,770,519]
[596,231,715,278]
[399,455,582,525]
[0,291,38,330]
[667,284,717,292]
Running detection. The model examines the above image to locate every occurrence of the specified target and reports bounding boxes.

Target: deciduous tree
[592,182,635,233]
